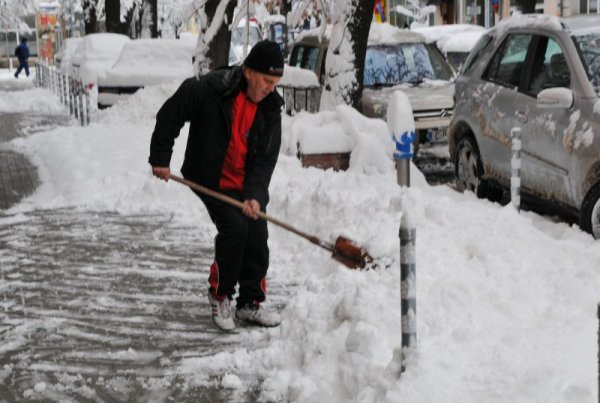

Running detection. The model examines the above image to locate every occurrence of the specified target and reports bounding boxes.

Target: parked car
[54,37,83,76]
[97,39,195,108]
[448,14,600,238]
[288,23,455,147]
[70,33,130,88]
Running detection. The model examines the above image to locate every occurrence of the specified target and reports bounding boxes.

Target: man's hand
[242,199,260,220]
[152,166,171,181]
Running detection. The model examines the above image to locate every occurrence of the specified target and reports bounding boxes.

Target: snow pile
[97,39,195,86]
[279,65,319,87]
[281,105,396,176]
[0,88,64,114]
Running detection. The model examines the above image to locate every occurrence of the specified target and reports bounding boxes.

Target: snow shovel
[169,174,374,269]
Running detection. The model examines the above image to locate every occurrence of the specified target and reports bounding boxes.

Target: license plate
[426,129,448,143]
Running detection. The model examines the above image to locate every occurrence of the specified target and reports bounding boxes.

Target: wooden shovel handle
[169,174,334,251]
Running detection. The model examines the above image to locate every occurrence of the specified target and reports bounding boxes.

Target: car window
[526,36,571,96]
[290,46,303,67]
[290,45,320,72]
[363,43,452,87]
[304,46,320,72]
[484,33,533,88]
[574,33,600,96]
[462,34,492,74]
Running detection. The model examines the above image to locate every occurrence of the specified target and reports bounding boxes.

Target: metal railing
[34,60,90,126]
[277,85,322,115]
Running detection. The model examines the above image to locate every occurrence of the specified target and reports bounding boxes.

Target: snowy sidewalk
[0,209,286,401]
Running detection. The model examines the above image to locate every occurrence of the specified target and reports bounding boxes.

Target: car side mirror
[537,87,573,110]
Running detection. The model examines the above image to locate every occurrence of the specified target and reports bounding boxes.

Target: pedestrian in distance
[14,37,30,79]
[149,40,284,332]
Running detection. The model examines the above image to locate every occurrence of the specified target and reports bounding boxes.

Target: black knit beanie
[243,40,284,77]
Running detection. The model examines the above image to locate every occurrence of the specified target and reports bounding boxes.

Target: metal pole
[4,30,11,73]
[396,159,410,187]
[597,303,599,403]
[85,90,90,125]
[511,127,522,212]
[68,77,74,115]
[400,212,416,363]
[78,83,84,126]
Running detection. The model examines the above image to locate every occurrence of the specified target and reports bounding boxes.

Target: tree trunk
[83,0,98,34]
[321,0,375,110]
[147,0,158,38]
[105,0,121,34]
[195,0,236,73]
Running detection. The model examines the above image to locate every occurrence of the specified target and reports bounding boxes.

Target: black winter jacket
[149,67,283,208]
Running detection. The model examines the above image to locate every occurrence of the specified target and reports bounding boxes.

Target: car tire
[579,181,600,239]
[454,135,488,198]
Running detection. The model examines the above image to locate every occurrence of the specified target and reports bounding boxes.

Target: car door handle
[515,110,528,123]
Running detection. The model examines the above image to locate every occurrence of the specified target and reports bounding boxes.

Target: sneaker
[208,293,235,331]
[236,303,281,327]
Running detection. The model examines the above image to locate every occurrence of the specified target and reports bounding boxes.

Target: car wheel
[579,181,600,239]
[454,136,487,198]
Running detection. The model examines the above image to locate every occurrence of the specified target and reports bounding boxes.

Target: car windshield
[363,43,454,87]
[574,33,600,96]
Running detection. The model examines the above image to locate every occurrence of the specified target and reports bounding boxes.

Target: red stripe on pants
[209,261,220,295]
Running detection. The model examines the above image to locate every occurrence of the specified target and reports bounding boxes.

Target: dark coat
[15,42,29,62]
[149,66,283,208]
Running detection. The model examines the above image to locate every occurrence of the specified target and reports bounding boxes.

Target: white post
[511,127,522,212]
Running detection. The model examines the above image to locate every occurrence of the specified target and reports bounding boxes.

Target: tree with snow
[320,0,374,110]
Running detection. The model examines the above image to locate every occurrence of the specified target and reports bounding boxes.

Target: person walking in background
[149,41,284,332]
[14,37,30,78]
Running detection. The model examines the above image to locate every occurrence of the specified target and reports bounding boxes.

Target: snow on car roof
[493,14,563,36]
[368,23,424,45]
[98,39,195,87]
[412,24,486,45]
[78,33,131,58]
[441,29,487,54]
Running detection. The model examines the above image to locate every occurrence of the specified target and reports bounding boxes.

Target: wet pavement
[0,209,284,402]
[0,105,285,402]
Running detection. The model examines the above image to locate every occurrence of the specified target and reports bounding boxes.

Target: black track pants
[196,190,269,308]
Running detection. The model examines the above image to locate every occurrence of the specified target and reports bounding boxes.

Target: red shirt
[219,90,258,191]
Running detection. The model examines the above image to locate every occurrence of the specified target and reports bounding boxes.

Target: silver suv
[449,15,600,238]
[288,25,455,147]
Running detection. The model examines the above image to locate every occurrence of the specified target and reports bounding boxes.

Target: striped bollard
[400,212,416,355]
[511,127,522,212]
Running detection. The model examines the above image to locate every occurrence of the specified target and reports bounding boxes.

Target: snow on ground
[2,70,600,402]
